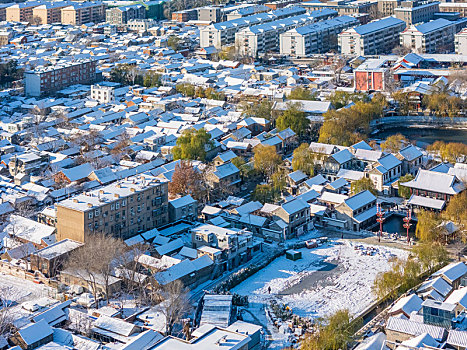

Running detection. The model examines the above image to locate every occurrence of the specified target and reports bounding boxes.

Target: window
[88,212,93,219]
[196,234,203,241]
[122,199,126,206]
[95,209,100,216]
[116,202,120,209]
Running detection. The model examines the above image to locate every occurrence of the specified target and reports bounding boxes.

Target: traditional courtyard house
[30,239,83,278]
[321,148,354,180]
[367,153,402,193]
[401,169,464,211]
[206,162,241,195]
[191,224,254,270]
[397,144,423,176]
[335,190,377,231]
[168,195,198,222]
[272,198,311,238]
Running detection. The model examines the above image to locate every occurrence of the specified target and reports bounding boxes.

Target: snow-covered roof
[93,315,138,337]
[331,149,353,164]
[336,169,365,181]
[447,330,467,349]
[399,332,439,349]
[288,170,307,183]
[417,276,452,297]
[401,169,464,195]
[432,262,467,284]
[5,215,56,245]
[390,294,423,317]
[34,239,83,260]
[407,194,445,211]
[18,319,53,346]
[445,287,467,310]
[319,191,348,205]
[343,190,376,211]
[200,294,233,328]
[386,317,446,341]
[398,145,423,162]
[169,195,197,208]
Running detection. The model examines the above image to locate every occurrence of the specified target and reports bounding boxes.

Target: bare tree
[0,286,15,339]
[64,234,125,308]
[31,16,42,25]
[159,280,190,335]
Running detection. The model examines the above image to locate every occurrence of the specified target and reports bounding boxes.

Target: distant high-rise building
[61,2,105,25]
[339,17,406,55]
[56,174,169,243]
[25,59,97,97]
[394,0,439,25]
[106,4,145,24]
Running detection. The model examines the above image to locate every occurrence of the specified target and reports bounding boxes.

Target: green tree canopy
[301,309,361,350]
[251,184,276,204]
[319,95,386,146]
[350,177,376,196]
[412,242,449,274]
[276,102,310,137]
[253,145,282,180]
[292,143,315,176]
[398,174,414,199]
[380,133,408,153]
[240,99,273,120]
[415,210,442,242]
[287,87,317,101]
[172,128,213,161]
[329,91,369,109]
[0,60,23,86]
[167,35,181,51]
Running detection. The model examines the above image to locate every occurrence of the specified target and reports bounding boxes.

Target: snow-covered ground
[233,239,408,319]
[0,273,54,328]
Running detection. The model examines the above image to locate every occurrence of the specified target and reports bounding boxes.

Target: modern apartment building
[61,2,105,25]
[378,0,402,16]
[301,0,378,18]
[197,6,222,22]
[25,59,97,97]
[32,2,70,24]
[200,6,306,48]
[56,174,169,243]
[226,4,270,20]
[439,2,467,17]
[6,1,42,22]
[354,58,390,91]
[106,5,145,24]
[338,16,406,55]
[0,3,11,21]
[236,12,333,57]
[455,27,467,54]
[394,0,439,25]
[127,18,156,32]
[171,9,197,22]
[91,84,115,103]
[400,18,461,53]
[280,15,360,57]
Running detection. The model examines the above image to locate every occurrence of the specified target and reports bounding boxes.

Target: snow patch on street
[232,239,408,319]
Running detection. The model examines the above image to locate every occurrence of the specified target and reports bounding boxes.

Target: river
[372,127,467,148]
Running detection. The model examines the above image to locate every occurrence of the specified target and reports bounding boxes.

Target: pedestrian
[268,286,271,294]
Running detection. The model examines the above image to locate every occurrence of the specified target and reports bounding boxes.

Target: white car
[21,301,40,312]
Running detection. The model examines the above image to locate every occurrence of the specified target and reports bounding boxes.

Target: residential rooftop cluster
[0,0,466,348]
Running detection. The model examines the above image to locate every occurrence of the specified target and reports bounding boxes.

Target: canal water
[382,214,416,235]
[373,127,467,148]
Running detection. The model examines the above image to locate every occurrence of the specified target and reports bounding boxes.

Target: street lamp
[376,203,385,243]
[403,209,412,244]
